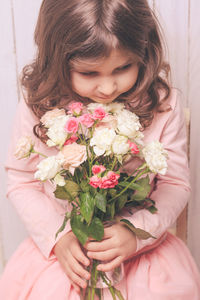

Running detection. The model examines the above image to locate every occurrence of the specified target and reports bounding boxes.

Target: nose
[97,77,117,97]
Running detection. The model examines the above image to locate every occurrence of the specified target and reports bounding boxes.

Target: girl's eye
[79,71,97,77]
[116,63,132,72]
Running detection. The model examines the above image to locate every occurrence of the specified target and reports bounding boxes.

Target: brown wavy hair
[21,0,171,140]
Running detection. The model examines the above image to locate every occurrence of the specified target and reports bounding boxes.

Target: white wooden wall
[0,0,200,271]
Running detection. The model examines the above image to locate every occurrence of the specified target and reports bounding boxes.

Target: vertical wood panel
[154,0,189,106]
[0,0,19,266]
[188,0,200,270]
[12,0,42,85]
[0,0,42,265]
[147,0,154,9]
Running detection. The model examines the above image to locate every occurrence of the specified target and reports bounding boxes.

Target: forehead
[70,48,138,69]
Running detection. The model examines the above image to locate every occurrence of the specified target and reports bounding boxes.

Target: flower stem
[31,149,47,158]
[109,167,149,202]
[124,162,147,182]
[110,156,117,171]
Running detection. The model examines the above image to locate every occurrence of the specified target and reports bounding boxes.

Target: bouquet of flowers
[15,101,168,300]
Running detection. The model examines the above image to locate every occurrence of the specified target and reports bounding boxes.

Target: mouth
[94,95,117,103]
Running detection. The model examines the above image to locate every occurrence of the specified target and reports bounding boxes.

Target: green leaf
[80,192,95,224]
[87,217,104,241]
[54,185,69,200]
[65,180,80,197]
[147,206,158,214]
[110,202,115,219]
[120,219,156,240]
[73,168,83,181]
[95,192,107,213]
[55,212,71,239]
[54,180,80,200]
[80,180,90,193]
[108,189,117,197]
[70,214,88,245]
[117,193,128,210]
[118,181,143,191]
[132,176,151,201]
[106,202,115,219]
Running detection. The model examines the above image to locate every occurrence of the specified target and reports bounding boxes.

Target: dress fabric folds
[0,233,200,300]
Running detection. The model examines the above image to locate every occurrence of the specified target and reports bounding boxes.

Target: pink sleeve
[123,91,191,252]
[5,99,71,259]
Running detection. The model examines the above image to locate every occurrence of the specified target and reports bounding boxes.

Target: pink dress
[0,89,200,299]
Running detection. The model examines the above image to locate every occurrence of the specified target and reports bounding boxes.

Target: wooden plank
[12,0,42,86]
[147,0,154,9]
[0,0,19,267]
[187,0,200,270]
[154,0,189,106]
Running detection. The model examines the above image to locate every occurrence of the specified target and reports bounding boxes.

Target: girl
[0,0,200,299]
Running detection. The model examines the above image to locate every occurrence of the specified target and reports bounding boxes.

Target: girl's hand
[53,231,90,294]
[84,222,137,272]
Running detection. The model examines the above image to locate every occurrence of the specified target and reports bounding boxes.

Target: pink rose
[92,107,106,120]
[92,165,106,175]
[79,114,94,128]
[64,135,78,145]
[128,140,139,154]
[107,171,120,181]
[68,102,83,115]
[100,171,120,189]
[89,175,102,188]
[100,177,116,189]
[59,143,87,175]
[64,117,79,133]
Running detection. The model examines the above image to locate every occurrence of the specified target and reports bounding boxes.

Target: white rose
[116,109,142,139]
[46,115,69,148]
[90,128,116,156]
[96,115,118,130]
[112,135,129,155]
[34,156,62,181]
[54,174,66,186]
[142,141,168,175]
[14,136,34,159]
[108,102,125,114]
[41,108,66,128]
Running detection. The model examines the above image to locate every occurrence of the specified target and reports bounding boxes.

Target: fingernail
[82,283,87,289]
[86,274,90,280]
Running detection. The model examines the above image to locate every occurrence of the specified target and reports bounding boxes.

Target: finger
[97,256,123,272]
[85,238,113,252]
[72,282,80,294]
[72,245,90,267]
[87,249,118,262]
[69,253,91,281]
[69,269,88,289]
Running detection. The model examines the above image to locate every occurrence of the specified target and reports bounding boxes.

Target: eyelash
[79,63,133,77]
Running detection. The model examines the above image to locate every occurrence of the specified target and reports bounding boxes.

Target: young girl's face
[70,48,139,104]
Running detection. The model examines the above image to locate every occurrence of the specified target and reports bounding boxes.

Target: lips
[93,95,117,103]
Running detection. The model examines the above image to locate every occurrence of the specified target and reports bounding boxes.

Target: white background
[0,0,200,272]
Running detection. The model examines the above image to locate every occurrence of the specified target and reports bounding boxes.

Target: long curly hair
[21,0,171,140]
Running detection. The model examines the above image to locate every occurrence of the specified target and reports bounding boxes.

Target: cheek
[120,69,139,92]
[71,74,92,96]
